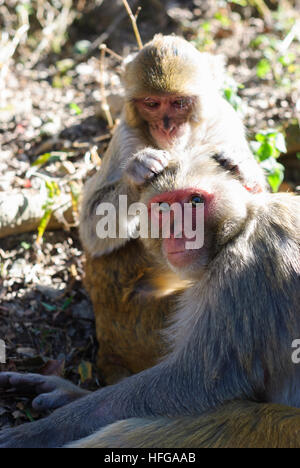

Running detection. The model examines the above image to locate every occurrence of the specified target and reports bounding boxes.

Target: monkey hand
[213,152,267,193]
[0,388,115,448]
[125,148,171,186]
[0,372,90,411]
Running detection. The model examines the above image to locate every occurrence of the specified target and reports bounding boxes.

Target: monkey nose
[161,117,175,135]
[163,115,170,130]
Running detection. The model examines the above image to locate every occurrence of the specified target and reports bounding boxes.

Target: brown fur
[84,240,182,383]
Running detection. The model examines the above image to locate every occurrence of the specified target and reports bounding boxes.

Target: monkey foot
[0,372,90,411]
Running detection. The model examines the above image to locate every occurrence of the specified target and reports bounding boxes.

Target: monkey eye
[159,202,171,212]
[172,98,189,109]
[189,195,205,207]
[143,98,160,109]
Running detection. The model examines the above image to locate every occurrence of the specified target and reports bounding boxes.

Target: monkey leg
[68,401,300,448]
[0,372,90,411]
[84,240,178,384]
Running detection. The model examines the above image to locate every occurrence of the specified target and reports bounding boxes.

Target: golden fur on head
[123,34,225,128]
[123,34,225,98]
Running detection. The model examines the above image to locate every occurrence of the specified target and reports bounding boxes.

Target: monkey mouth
[150,125,179,140]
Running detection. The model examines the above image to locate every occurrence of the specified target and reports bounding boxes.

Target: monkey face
[142,154,252,280]
[134,95,196,149]
[146,188,215,277]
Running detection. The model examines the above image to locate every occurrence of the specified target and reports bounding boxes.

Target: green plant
[251,129,286,192]
[192,21,214,50]
[251,22,300,85]
[37,180,61,244]
[222,76,247,115]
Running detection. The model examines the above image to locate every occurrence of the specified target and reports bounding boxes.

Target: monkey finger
[142,157,166,175]
[126,164,152,185]
[138,150,170,170]
[0,372,14,388]
[0,372,45,392]
[126,160,160,185]
[32,388,85,411]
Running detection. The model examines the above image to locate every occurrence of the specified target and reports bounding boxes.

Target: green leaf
[229,0,247,5]
[21,241,31,250]
[52,75,72,89]
[256,59,271,79]
[56,59,74,74]
[36,181,61,243]
[250,35,268,49]
[214,11,230,27]
[32,153,52,167]
[224,88,233,102]
[255,133,267,142]
[62,297,73,310]
[278,53,296,67]
[69,102,82,115]
[256,142,274,161]
[74,40,91,55]
[259,157,285,192]
[16,2,33,14]
[201,21,212,32]
[24,408,35,422]
[267,167,285,193]
[41,302,57,312]
[78,361,92,383]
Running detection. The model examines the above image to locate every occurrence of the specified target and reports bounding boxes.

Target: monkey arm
[0,359,194,448]
[79,122,148,257]
[0,302,262,449]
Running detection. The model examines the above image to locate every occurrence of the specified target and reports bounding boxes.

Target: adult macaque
[0,149,298,448]
[80,34,266,382]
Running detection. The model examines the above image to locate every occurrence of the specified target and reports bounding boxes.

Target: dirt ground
[0,0,299,428]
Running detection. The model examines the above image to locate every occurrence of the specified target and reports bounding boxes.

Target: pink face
[148,188,215,271]
[135,95,195,147]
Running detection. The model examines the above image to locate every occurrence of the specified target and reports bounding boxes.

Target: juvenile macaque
[80,34,266,382]
[0,149,298,448]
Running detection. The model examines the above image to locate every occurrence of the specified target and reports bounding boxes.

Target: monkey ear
[201,53,226,89]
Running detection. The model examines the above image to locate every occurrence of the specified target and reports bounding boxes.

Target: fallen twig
[99,44,115,129]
